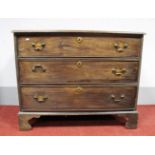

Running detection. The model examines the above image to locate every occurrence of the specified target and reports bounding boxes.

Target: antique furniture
[14,30,144,130]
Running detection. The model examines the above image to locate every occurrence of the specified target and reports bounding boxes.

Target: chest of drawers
[14,31,144,130]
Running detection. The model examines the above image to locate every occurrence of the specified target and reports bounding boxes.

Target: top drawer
[16,35,142,58]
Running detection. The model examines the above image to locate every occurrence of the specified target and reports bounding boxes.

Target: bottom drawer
[20,85,137,112]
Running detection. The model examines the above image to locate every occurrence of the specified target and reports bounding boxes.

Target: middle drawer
[19,59,139,84]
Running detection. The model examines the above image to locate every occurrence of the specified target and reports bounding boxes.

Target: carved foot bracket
[117,112,138,129]
[18,113,40,130]
[18,111,138,130]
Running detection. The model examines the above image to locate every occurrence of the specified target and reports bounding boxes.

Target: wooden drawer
[20,85,137,112]
[19,59,139,84]
[17,36,142,57]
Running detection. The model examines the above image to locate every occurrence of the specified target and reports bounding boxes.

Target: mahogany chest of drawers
[14,30,144,130]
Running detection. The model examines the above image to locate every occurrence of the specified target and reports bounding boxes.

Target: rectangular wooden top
[12,30,145,35]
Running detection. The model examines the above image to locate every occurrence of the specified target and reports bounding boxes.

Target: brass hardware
[114,42,128,52]
[75,86,83,94]
[111,94,125,103]
[32,42,46,51]
[112,68,127,76]
[33,95,48,102]
[77,37,83,43]
[32,64,46,72]
[76,61,82,68]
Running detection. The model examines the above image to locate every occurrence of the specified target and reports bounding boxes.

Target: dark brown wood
[18,111,138,130]
[17,35,142,57]
[13,30,145,35]
[20,85,137,112]
[19,59,139,84]
[125,113,138,129]
[13,30,144,130]
[18,114,40,130]
[117,112,138,129]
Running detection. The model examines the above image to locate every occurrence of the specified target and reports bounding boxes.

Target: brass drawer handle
[77,37,83,43]
[114,42,128,52]
[32,42,46,51]
[111,94,125,103]
[33,95,48,103]
[32,64,46,72]
[76,61,82,68]
[112,68,127,76]
[75,86,83,94]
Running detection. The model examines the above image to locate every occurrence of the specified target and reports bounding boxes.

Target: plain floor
[0,105,155,136]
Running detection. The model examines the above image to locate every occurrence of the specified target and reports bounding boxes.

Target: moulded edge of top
[12,30,145,35]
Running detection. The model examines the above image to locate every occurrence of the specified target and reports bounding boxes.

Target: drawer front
[20,86,137,112]
[19,60,139,84]
[17,36,142,57]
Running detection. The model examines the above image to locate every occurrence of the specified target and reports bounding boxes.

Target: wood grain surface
[17,36,142,57]
[20,85,137,112]
[19,59,139,84]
